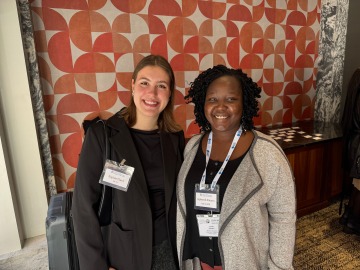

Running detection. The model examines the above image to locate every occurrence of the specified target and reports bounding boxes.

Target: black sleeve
[72,122,109,270]
[355,91,360,127]
[178,130,185,161]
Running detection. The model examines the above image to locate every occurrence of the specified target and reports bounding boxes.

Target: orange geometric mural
[30,0,320,192]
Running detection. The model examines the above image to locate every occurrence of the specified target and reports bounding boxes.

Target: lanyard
[200,126,243,191]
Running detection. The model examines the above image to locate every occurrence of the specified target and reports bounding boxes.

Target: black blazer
[72,112,184,270]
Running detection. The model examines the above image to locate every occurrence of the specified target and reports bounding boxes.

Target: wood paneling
[285,138,343,217]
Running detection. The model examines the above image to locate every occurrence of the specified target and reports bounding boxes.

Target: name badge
[196,214,220,237]
[194,184,220,212]
[99,159,134,192]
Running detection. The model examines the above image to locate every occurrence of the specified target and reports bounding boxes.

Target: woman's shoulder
[168,130,185,150]
[84,118,107,135]
[163,129,185,142]
[249,130,289,166]
[248,132,294,184]
[252,130,283,152]
[187,133,203,145]
[172,129,185,138]
[183,133,203,154]
[84,112,124,139]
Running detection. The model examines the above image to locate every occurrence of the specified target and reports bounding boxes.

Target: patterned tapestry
[29,0,320,192]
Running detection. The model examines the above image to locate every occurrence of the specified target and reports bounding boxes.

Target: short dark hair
[121,54,181,132]
[185,65,261,132]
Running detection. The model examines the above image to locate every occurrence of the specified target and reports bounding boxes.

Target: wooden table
[257,120,344,217]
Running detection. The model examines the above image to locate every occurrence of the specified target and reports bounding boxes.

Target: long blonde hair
[120,55,181,132]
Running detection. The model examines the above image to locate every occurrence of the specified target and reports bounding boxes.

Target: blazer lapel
[107,116,150,205]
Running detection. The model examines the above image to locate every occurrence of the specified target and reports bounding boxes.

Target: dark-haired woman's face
[204,75,243,134]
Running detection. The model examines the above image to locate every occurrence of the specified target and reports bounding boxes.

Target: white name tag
[196,214,220,237]
[99,159,134,192]
[194,184,220,212]
[103,168,131,189]
[195,192,217,209]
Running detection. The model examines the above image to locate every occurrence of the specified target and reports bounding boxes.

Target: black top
[130,128,168,246]
[183,136,245,267]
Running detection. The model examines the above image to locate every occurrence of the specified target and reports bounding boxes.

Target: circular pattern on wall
[31,0,320,191]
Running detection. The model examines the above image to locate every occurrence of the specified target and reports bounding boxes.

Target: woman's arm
[72,122,109,270]
[266,150,297,270]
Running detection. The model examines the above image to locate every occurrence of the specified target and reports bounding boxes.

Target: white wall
[0,113,23,254]
[0,0,48,255]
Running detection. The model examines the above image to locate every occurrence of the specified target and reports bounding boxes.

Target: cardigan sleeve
[265,146,296,270]
[72,122,109,270]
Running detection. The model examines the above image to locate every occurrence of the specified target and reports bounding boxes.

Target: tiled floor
[0,234,48,270]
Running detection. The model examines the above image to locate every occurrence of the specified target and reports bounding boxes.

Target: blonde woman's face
[131,65,171,121]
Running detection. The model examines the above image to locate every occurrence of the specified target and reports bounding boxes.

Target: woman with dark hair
[72,54,184,270]
[340,68,360,235]
[176,65,296,269]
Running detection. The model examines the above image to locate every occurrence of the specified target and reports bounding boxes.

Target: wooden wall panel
[287,145,325,217]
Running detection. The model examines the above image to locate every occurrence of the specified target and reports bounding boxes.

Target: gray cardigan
[176,130,296,270]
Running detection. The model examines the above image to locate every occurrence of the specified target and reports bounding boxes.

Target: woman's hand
[109,267,116,270]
